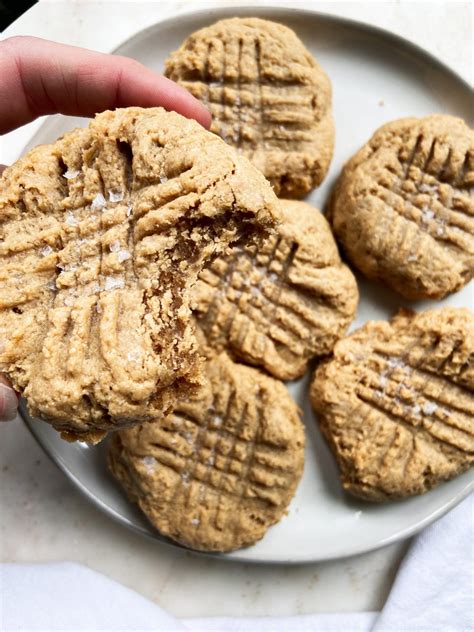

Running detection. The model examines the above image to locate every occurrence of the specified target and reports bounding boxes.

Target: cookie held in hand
[108,352,305,552]
[0,107,279,442]
[165,17,334,198]
[328,115,474,299]
[310,307,474,501]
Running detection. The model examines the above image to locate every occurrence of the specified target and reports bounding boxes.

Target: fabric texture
[1,494,472,632]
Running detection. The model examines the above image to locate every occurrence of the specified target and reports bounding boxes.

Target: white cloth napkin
[1,494,472,632]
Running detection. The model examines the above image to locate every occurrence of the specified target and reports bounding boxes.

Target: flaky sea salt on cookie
[310,307,474,501]
[108,352,305,552]
[0,107,280,443]
[328,115,474,299]
[165,17,334,198]
[192,200,358,380]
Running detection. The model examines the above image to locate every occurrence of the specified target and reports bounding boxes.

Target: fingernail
[0,383,18,421]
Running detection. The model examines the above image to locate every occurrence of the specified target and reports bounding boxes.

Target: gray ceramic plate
[21,6,473,563]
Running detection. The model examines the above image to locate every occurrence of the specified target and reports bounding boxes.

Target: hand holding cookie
[0,36,212,424]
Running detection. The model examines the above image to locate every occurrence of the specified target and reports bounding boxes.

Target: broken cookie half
[0,107,280,442]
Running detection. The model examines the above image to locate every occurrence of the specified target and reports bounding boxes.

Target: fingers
[0,36,211,135]
[0,376,18,422]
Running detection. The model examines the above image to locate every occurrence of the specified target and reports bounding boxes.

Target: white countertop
[0,0,470,620]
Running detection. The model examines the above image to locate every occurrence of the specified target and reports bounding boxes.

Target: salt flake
[127,350,141,362]
[117,250,131,263]
[40,245,53,257]
[422,402,437,415]
[421,207,435,222]
[63,169,80,180]
[65,211,78,226]
[108,189,124,203]
[104,276,125,291]
[91,193,107,211]
[419,183,438,194]
[109,240,121,253]
[191,518,200,526]
[142,456,157,472]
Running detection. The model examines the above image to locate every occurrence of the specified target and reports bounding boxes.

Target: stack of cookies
[0,17,472,553]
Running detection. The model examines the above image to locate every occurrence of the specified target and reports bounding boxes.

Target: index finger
[0,36,211,135]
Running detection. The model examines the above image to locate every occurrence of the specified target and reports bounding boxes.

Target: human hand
[0,35,211,421]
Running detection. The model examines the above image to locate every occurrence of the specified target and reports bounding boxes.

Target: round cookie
[108,352,305,552]
[0,107,279,442]
[192,200,359,380]
[328,115,474,300]
[165,17,334,198]
[310,307,474,501]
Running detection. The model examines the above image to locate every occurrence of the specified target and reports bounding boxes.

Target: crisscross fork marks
[354,345,474,454]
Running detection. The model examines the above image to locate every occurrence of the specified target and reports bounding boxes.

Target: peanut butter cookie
[165,17,334,198]
[108,352,305,552]
[0,107,279,442]
[192,200,358,380]
[310,307,474,501]
[328,115,474,299]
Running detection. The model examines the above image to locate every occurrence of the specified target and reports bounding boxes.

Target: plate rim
[19,4,474,564]
[22,415,474,565]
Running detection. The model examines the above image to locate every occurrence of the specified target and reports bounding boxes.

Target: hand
[0,36,211,421]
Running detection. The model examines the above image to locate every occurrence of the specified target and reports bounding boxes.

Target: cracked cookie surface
[108,352,305,552]
[310,307,474,501]
[192,200,358,380]
[165,17,334,198]
[0,107,279,442]
[328,115,474,300]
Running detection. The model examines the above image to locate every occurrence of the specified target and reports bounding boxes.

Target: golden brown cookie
[108,352,305,552]
[165,17,334,198]
[328,115,474,300]
[0,107,279,442]
[310,307,474,501]
[192,200,358,380]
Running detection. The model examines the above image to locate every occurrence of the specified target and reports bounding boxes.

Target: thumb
[0,376,18,422]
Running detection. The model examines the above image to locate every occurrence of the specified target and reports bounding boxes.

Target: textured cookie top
[310,307,474,501]
[108,352,305,552]
[328,115,474,299]
[0,107,279,442]
[192,200,358,380]
[165,17,334,198]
